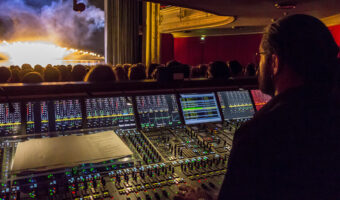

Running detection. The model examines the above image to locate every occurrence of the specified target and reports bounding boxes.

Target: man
[218,14,340,200]
[176,14,340,200]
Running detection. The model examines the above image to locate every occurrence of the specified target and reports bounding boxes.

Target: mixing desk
[0,86,267,199]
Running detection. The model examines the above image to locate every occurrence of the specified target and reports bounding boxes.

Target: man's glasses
[254,52,266,65]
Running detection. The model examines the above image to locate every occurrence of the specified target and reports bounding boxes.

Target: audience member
[199,64,208,78]
[123,64,132,77]
[244,63,256,76]
[228,60,243,77]
[114,66,128,81]
[44,67,61,82]
[84,64,116,82]
[208,61,230,79]
[57,65,71,81]
[19,68,33,81]
[9,69,20,83]
[34,64,45,76]
[166,60,181,68]
[71,64,87,81]
[147,63,159,79]
[190,67,202,78]
[0,66,12,83]
[22,72,43,83]
[10,65,20,71]
[21,63,33,71]
[128,63,146,80]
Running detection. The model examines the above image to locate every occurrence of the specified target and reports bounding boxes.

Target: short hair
[34,64,44,75]
[209,61,230,79]
[261,14,339,83]
[147,63,159,79]
[19,68,33,81]
[9,69,20,83]
[128,64,146,80]
[228,60,243,77]
[21,63,33,71]
[84,64,116,82]
[71,64,87,81]
[114,66,128,81]
[123,64,132,76]
[0,67,11,83]
[199,64,208,77]
[244,63,256,76]
[166,60,181,68]
[44,67,61,82]
[22,72,43,83]
[57,65,71,81]
[191,67,202,78]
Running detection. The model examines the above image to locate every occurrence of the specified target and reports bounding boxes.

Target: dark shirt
[218,85,340,200]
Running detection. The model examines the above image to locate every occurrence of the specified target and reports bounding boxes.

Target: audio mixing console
[0,89,270,200]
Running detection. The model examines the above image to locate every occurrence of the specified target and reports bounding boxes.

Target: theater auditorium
[0,0,339,199]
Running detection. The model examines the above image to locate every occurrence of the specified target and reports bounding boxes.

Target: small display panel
[136,94,181,128]
[26,101,49,134]
[251,90,272,111]
[180,93,222,124]
[54,99,82,131]
[86,97,135,128]
[217,91,255,120]
[0,103,21,136]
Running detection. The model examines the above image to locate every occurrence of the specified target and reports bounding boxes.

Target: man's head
[259,14,339,96]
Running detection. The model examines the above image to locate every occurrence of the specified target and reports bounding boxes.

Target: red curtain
[172,34,262,66]
[161,24,340,66]
[203,34,262,66]
[329,24,340,51]
[174,37,204,66]
[161,34,174,64]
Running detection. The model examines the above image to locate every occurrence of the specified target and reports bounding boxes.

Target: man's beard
[258,64,275,96]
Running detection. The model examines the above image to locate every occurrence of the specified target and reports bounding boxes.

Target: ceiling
[145,0,340,35]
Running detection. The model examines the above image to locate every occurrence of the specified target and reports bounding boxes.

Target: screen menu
[86,97,135,128]
[217,91,255,120]
[54,99,82,131]
[180,93,221,125]
[26,101,49,134]
[136,94,181,128]
[0,103,21,136]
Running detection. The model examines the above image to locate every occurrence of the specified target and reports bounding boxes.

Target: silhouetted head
[84,64,116,82]
[166,60,181,68]
[22,72,43,83]
[34,64,44,75]
[0,66,11,83]
[114,66,128,81]
[259,14,339,95]
[21,63,33,71]
[147,63,159,79]
[44,67,61,82]
[123,64,132,76]
[71,64,87,81]
[128,63,146,80]
[199,64,208,77]
[208,61,230,79]
[244,63,256,77]
[191,67,202,78]
[57,65,71,81]
[228,60,243,77]
[9,69,20,83]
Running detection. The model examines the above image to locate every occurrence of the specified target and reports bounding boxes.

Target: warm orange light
[0,41,104,66]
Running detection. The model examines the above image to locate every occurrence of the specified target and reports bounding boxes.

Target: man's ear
[271,54,280,76]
